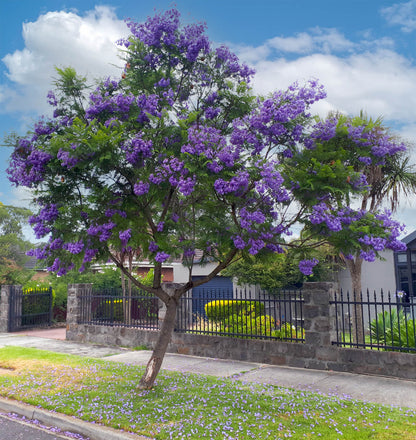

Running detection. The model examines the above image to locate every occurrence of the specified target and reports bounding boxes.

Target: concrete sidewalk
[1,329,416,438]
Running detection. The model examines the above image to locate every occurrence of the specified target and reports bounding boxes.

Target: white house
[336,250,397,295]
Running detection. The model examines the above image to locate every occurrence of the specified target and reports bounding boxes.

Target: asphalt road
[0,413,89,440]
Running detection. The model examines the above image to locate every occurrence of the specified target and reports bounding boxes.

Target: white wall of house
[172,261,219,283]
[336,250,396,294]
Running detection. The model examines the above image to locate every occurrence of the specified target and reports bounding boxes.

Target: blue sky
[1,0,416,234]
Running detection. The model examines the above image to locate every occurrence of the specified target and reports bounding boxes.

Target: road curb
[0,397,152,440]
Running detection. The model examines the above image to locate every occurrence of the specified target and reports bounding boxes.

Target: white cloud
[229,27,355,64]
[267,33,314,54]
[381,0,416,32]
[235,33,416,230]
[8,186,35,209]
[242,48,416,130]
[267,28,354,54]
[1,6,127,116]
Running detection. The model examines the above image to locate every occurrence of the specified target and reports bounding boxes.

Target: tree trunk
[346,257,364,346]
[138,296,178,390]
[121,270,126,295]
[125,253,133,325]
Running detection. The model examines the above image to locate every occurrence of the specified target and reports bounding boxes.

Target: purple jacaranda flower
[149,241,159,252]
[155,251,170,263]
[46,90,58,106]
[134,181,150,196]
[65,240,84,254]
[119,229,132,244]
[299,258,319,276]
[233,235,246,249]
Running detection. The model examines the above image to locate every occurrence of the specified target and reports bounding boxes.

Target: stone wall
[66,282,416,381]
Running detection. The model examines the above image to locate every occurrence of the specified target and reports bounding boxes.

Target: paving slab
[0,334,126,358]
[9,328,67,340]
[234,365,416,409]
[106,351,261,377]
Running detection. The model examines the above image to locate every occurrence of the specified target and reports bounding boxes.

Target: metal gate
[8,286,53,332]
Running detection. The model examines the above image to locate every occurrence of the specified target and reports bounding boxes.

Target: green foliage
[90,270,158,323]
[37,268,156,322]
[254,314,276,335]
[271,322,305,340]
[133,269,155,287]
[203,299,305,340]
[23,279,53,292]
[205,299,270,337]
[370,309,416,351]
[52,67,89,117]
[204,300,265,320]
[0,203,31,236]
[0,202,33,284]
[21,282,54,320]
[224,244,337,290]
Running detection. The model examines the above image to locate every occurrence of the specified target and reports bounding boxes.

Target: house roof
[401,230,416,247]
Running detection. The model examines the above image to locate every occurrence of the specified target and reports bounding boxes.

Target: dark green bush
[370,309,416,351]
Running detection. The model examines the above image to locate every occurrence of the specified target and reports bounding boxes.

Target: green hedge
[204,300,265,320]
[271,322,305,340]
[203,299,305,340]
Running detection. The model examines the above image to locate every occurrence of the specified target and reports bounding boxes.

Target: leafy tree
[48,267,155,315]
[0,202,33,284]
[223,244,337,290]
[285,113,414,343]
[7,9,406,388]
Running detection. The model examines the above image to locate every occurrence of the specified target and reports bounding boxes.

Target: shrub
[272,322,305,340]
[254,315,276,335]
[205,300,264,320]
[203,299,304,340]
[219,315,253,337]
[216,313,276,337]
[370,309,416,351]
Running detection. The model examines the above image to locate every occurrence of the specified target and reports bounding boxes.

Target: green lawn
[0,346,415,439]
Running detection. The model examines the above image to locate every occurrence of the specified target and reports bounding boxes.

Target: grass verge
[0,346,415,439]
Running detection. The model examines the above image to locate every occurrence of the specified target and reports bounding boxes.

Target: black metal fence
[179,288,304,341]
[78,287,159,329]
[9,286,53,332]
[331,289,416,352]
[74,286,416,351]
[76,287,305,341]
[176,287,304,341]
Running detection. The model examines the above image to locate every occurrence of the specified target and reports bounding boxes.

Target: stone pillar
[0,286,11,332]
[66,284,92,339]
[302,282,337,347]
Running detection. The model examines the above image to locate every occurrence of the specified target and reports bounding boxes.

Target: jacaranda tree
[285,113,411,343]
[7,9,407,388]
